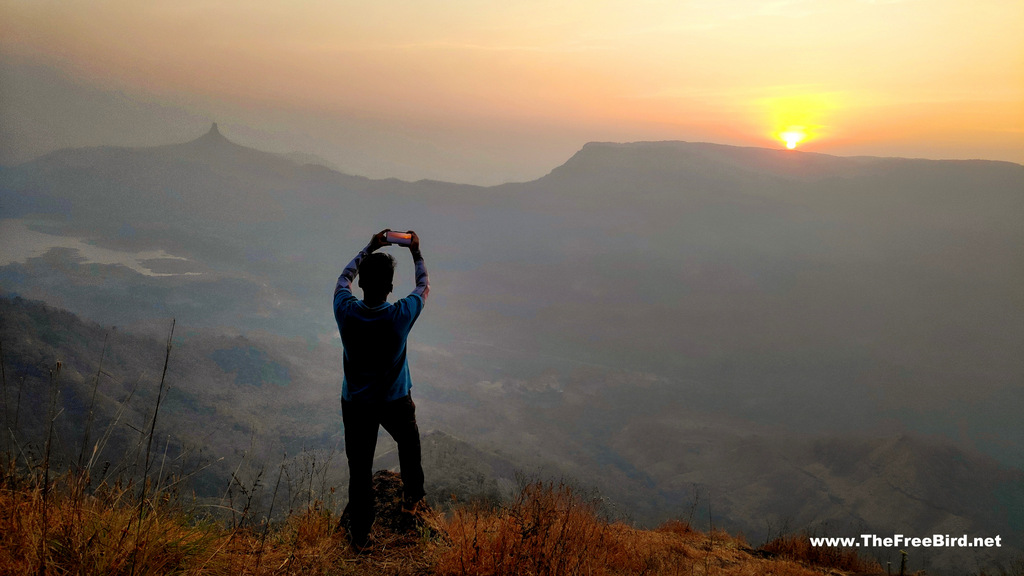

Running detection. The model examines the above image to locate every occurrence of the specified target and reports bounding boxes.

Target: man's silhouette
[333,229,429,550]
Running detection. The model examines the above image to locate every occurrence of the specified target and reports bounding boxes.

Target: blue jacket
[333,244,429,402]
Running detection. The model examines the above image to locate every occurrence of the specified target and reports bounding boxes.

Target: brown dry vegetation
[431,481,881,576]
[1,467,882,576]
[761,532,881,574]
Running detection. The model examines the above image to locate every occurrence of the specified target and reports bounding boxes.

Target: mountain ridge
[543,139,1024,189]
[9,125,1023,191]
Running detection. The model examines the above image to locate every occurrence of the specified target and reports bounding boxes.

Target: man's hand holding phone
[369,229,391,252]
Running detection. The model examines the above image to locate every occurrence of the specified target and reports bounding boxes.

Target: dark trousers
[342,394,425,534]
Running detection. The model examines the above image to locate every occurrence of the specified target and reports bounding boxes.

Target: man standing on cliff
[333,229,429,551]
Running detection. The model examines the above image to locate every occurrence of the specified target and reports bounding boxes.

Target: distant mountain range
[2,125,1022,573]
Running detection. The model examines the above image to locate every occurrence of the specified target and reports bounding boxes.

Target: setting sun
[780,130,806,149]
[761,92,837,153]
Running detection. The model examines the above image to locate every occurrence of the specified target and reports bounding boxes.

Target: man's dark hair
[358,252,396,291]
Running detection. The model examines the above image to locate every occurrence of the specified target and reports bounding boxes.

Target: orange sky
[1,0,1022,183]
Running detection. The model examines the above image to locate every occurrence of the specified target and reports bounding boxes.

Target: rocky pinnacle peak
[189,122,235,149]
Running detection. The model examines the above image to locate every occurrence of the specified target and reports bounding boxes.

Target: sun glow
[762,92,839,152]
[780,129,806,149]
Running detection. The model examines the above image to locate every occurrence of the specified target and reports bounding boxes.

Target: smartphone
[385,231,413,246]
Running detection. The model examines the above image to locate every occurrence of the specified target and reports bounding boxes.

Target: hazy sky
[2,0,1022,184]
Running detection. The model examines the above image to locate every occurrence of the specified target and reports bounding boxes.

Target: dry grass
[0,470,426,576]
[430,481,867,576]
[0,473,224,575]
[1,471,885,576]
[431,482,608,576]
[761,532,883,574]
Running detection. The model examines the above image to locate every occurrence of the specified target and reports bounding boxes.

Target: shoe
[342,508,375,553]
[349,529,370,553]
[347,519,372,553]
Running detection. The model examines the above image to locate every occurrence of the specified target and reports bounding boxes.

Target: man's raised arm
[407,230,429,300]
